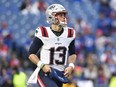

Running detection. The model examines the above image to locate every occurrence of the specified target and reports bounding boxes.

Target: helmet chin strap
[57,21,67,32]
[52,21,67,32]
[58,18,67,27]
[59,21,67,27]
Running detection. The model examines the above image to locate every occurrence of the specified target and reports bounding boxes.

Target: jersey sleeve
[28,37,43,55]
[34,27,42,38]
[67,27,76,39]
[71,28,76,39]
[67,27,76,55]
[68,39,76,55]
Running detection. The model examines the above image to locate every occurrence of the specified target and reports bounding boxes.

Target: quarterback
[28,4,77,87]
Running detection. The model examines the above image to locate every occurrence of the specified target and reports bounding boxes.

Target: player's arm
[28,36,51,73]
[68,39,76,68]
[28,37,44,68]
[64,39,76,77]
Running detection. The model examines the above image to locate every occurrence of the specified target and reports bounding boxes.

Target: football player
[28,4,77,87]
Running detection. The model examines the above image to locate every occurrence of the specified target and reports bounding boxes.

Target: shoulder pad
[35,26,48,37]
[67,28,75,38]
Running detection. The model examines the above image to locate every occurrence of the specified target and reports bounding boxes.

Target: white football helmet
[46,4,67,27]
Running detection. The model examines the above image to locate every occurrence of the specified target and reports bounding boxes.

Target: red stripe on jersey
[40,26,48,37]
[68,29,71,37]
[68,29,74,37]
[37,75,45,87]
[43,27,48,37]
[40,26,45,37]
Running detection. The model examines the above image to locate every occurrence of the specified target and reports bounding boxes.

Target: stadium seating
[0,0,99,45]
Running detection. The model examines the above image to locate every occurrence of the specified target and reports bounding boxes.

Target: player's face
[55,13,67,22]
[53,12,67,25]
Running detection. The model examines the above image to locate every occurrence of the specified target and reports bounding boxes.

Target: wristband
[37,61,44,69]
[69,63,75,69]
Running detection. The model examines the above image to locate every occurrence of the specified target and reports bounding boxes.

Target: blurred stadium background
[0,0,116,87]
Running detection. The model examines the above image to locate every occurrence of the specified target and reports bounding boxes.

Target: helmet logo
[49,5,55,10]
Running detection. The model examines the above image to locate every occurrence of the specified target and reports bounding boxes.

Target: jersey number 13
[49,46,67,65]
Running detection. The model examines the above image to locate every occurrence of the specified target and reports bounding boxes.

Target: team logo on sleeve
[36,30,38,34]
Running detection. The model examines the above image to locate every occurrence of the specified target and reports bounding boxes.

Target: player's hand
[42,64,51,73]
[64,66,73,77]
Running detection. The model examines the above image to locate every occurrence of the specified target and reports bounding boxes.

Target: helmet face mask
[46,4,68,27]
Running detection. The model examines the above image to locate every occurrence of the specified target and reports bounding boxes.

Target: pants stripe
[37,75,45,87]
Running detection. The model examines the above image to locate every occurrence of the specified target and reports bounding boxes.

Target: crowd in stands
[20,0,47,15]
[0,0,116,87]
